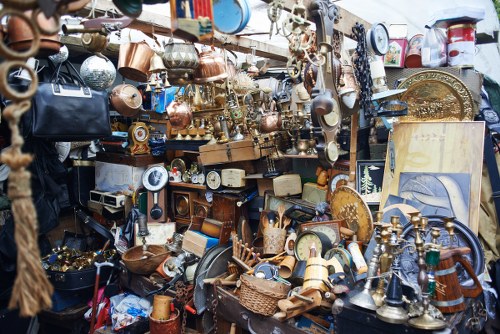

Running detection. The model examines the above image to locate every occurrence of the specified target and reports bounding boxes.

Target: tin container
[405,34,424,68]
[447,23,475,68]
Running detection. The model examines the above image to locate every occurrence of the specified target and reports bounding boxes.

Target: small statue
[312,201,330,222]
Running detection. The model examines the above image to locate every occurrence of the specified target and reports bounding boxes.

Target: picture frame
[356,160,385,205]
[170,0,214,42]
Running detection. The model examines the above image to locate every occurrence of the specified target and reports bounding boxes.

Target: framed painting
[356,160,385,205]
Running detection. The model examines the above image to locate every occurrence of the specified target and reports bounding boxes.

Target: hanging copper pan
[110,84,143,117]
[118,41,154,82]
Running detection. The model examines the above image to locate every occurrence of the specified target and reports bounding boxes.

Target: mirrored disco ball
[48,45,69,64]
[80,55,116,90]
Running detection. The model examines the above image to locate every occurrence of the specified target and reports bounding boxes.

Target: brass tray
[330,186,373,244]
[397,70,474,121]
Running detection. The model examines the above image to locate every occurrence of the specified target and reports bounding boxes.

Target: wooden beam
[77,0,289,61]
[260,0,372,40]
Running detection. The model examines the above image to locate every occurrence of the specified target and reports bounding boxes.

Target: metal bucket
[118,41,154,82]
[149,308,181,334]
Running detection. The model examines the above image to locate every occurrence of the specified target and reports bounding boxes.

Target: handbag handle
[50,60,87,87]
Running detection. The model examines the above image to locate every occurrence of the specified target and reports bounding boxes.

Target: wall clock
[299,220,342,247]
[128,122,151,155]
[142,165,168,222]
[366,22,390,56]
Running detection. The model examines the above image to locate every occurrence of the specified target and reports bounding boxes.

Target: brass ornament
[397,70,473,122]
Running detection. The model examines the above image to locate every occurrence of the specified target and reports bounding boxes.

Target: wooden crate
[199,140,261,165]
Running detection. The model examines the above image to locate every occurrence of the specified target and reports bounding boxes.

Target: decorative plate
[397,70,473,122]
[400,215,484,289]
[330,186,373,243]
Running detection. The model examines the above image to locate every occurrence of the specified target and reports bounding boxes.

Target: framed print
[356,160,385,205]
[170,0,214,42]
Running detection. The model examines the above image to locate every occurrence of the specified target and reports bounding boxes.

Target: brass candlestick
[443,217,456,247]
[371,224,392,307]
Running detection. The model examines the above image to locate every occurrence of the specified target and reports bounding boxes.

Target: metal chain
[352,23,374,118]
[210,280,221,334]
[174,281,189,334]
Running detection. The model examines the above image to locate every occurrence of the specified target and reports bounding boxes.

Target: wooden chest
[199,140,261,166]
[96,152,164,167]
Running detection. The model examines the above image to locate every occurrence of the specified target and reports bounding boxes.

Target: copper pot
[110,84,143,117]
[118,41,154,82]
[7,10,61,57]
[259,112,282,133]
[194,49,228,84]
[167,100,192,130]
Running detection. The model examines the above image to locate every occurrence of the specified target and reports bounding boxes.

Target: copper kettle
[166,100,192,130]
[194,48,228,83]
[110,84,143,117]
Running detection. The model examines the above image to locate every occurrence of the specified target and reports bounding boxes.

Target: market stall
[0,0,499,334]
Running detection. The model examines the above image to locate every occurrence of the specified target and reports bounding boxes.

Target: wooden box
[181,230,218,257]
[96,151,164,167]
[199,140,261,166]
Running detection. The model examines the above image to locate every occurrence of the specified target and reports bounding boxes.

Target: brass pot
[194,49,228,84]
[110,84,143,117]
[82,32,109,54]
[163,38,199,85]
[118,41,154,82]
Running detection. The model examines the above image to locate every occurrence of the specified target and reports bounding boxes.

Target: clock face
[322,106,340,128]
[197,173,205,185]
[191,174,198,184]
[369,23,390,56]
[326,141,339,163]
[134,126,148,142]
[142,165,168,191]
[311,225,338,246]
[206,171,221,190]
[205,190,214,203]
[294,232,323,261]
[330,173,349,191]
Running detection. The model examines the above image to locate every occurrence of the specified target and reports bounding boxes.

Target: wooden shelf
[283,154,318,159]
[169,182,206,190]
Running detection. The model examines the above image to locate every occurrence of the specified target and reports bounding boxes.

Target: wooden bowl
[122,245,169,275]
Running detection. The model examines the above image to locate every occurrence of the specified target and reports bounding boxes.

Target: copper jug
[433,247,483,313]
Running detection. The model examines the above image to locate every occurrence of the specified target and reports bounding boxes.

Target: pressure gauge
[294,231,332,261]
[197,173,205,185]
[142,165,168,192]
[367,23,390,56]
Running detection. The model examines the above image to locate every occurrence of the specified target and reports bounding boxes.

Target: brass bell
[145,83,152,92]
[149,52,167,73]
[149,74,157,86]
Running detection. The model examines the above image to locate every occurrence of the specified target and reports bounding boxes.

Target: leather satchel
[29,60,111,141]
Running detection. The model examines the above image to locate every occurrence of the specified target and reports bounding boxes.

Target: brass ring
[0,9,40,60]
[0,61,38,101]
[32,8,61,36]
[1,0,38,10]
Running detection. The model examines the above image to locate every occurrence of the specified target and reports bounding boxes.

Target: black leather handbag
[29,61,111,141]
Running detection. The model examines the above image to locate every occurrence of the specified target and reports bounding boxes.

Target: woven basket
[122,245,169,275]
[239,274,290,316]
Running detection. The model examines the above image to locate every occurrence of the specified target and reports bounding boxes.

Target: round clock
[142,165,168,192]
[176,195,190,216]
[133,123,148,142]
[330,173,349,191]
[322,106,340,128]
[197,173,205,185]
[191,173,198,184]
[367,23,390,56]
[294,231,331,261]
[326,141,339,164]
[206,170,221,190]
[310,225,338,246]
[205,191,214,203]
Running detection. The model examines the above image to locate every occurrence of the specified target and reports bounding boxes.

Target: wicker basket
[239,274,290,316]
[122,245,169,275]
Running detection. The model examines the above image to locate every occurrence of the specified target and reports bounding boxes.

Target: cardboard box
[95,161,145,196]
[199,140,262,165]
[181,230,218,257]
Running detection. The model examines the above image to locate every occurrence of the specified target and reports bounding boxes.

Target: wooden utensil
[276,288,323,320]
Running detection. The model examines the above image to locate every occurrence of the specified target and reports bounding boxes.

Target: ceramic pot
[118,41,154,82]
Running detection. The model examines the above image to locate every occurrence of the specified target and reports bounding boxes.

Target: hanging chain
[210,280,221,334]
[175,281,189,334]
[352,23,374,118]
